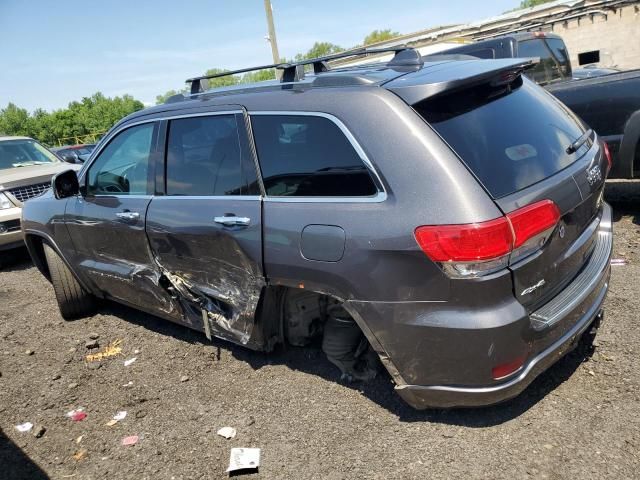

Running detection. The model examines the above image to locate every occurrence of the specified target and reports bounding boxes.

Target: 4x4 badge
[521,279,546,296]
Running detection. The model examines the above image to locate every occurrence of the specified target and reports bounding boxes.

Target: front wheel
[43,243,96,320]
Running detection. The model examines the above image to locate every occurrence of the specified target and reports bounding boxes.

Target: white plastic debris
[15,422,33,433]
[217,426,237,439]
[227,448,260,473]
[124,357,137,367]
[122,381,134,387]
[611,258,627,266]
[113,411,127,421]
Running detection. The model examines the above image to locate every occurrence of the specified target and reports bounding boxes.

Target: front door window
[86,123,155,196]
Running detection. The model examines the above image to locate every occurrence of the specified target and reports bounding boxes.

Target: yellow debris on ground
[85,339,123,362]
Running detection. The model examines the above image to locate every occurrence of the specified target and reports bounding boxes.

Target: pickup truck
[441,32,640,179]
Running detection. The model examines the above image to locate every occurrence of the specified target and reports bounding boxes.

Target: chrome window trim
[151,195,261,201]
[263,194,385,203]
[82,194,153,200]
[82,109,387,204]
[250,111,387,204]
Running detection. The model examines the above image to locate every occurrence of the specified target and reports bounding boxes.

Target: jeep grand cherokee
[21,48,612,409]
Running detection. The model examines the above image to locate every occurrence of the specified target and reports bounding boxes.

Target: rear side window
[166,115,250,196]
[416,78,591,198]
[251,115,378,197]
[517,39,562,84]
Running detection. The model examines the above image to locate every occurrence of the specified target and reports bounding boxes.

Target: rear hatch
[400,69,607,310]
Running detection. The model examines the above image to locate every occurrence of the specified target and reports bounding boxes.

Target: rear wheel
[43,243,95,320]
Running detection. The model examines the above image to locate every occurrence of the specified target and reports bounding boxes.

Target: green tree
[295,42,344,61]
[519,0,554,8]
[204,68,240,87]
[240,69,276,84]
[0,93,144,145]
[363,29,400,46]
[156,89,182,105]
[0,103,31,137]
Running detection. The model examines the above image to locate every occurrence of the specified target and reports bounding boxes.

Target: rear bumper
[0,206,23,251]
[396,299,606,409]
[348,203,613,409]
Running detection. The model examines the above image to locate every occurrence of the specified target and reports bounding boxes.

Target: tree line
[1,29,400,145]
[0,93,144,146]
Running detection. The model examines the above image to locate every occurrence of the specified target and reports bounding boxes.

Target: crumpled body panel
[155,261,265,345]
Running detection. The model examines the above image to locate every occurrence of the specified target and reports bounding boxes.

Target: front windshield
[0,139,59,170]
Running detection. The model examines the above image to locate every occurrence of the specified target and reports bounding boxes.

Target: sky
[0,0,517,111]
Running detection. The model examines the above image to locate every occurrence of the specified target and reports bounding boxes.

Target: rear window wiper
[566,128,593,154]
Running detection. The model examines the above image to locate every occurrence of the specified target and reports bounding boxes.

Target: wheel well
[23,234,50,280]
[278,287,379,380]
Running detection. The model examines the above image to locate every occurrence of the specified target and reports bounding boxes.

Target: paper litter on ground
[227,448,260,473]
[217,426,237,439]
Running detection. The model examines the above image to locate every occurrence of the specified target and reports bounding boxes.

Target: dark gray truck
[442,32,640,179]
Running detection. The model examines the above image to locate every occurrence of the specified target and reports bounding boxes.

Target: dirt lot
[1,187,639,480]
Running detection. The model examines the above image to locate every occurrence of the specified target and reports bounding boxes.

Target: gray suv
[22,48,613,409]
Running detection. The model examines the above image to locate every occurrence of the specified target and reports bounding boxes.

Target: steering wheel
[100,182,125,193]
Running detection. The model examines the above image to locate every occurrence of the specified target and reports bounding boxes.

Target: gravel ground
[0,187,639,480]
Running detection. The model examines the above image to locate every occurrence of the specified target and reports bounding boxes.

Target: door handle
[116,211,140,221]
[214,216,250,227]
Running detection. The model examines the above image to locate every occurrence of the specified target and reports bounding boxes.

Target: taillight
[602,141,612,172]
[414,218,513,262]
[415,200,561,277]
[507,200,560,261]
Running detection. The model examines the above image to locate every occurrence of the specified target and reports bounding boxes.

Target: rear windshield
[415,78,591,198]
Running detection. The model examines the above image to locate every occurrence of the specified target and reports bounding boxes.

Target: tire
[43,243,95,320]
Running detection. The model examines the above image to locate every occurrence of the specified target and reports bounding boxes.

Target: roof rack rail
[185,46,422,94]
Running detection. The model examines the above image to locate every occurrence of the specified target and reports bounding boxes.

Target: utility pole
[263,0,281,78]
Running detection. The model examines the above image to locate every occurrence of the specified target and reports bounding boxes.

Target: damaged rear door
[145,109,265,345]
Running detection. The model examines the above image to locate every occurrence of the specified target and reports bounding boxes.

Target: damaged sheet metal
[154,259,264,346]
[79,257,184,322]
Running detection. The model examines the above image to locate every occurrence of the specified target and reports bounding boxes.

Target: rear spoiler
[384,58,538,105]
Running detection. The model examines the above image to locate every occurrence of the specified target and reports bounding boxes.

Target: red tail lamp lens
[507,200,560,248]
[492,355,526,380]
[415,200,561,275]
[415,218,513,262]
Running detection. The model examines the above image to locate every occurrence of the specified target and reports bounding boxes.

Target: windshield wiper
[566,128,593,154]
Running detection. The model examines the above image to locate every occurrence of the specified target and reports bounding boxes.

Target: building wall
[549,4,640,69]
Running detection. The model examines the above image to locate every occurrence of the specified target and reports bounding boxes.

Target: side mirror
[52,169,80,199]
[62,153,78,163]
